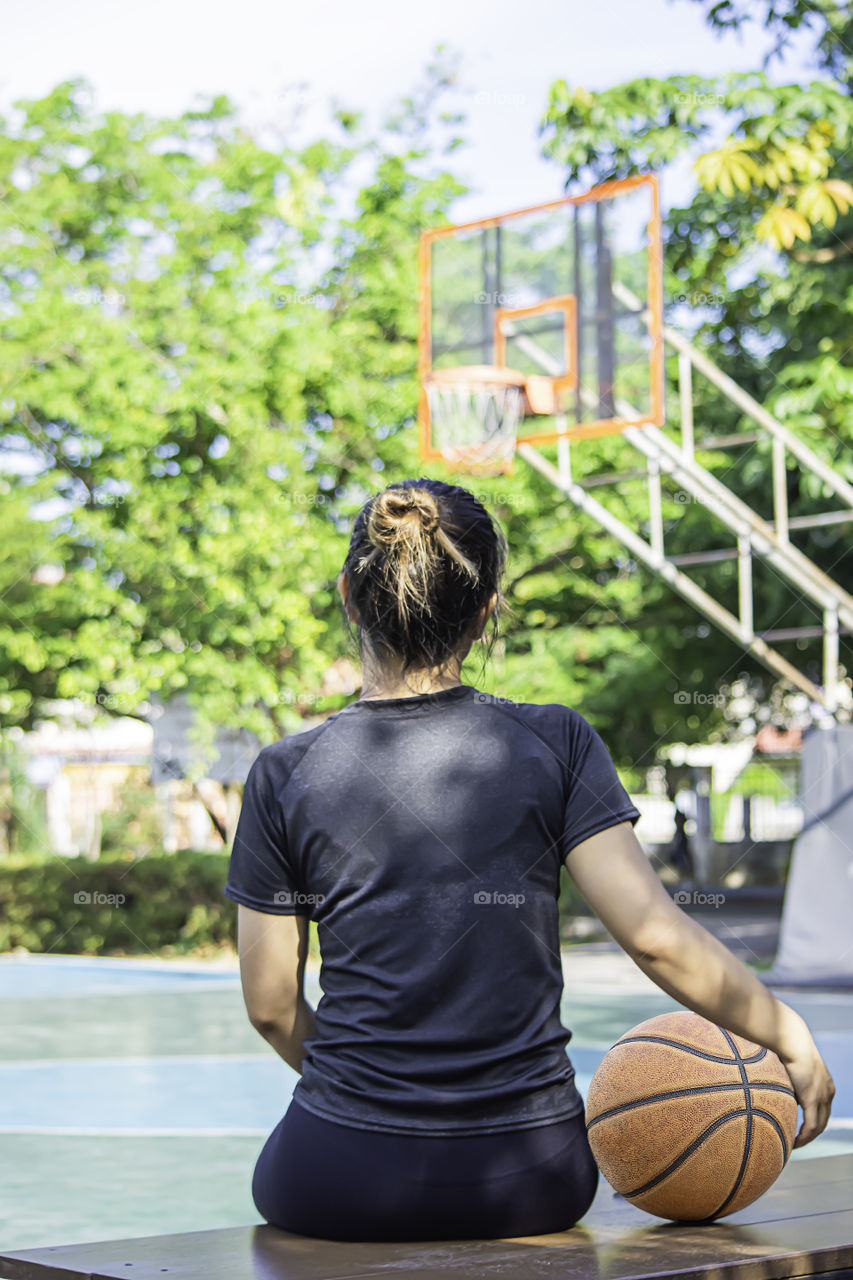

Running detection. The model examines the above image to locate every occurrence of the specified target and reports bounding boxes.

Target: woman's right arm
[565,821,835,1148]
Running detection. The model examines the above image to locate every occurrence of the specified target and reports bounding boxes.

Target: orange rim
[426,364,528,389]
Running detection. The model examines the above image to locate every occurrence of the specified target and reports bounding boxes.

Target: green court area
[1,954,851,1251]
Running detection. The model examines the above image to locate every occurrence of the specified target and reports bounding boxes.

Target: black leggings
[252,1099,599,1241]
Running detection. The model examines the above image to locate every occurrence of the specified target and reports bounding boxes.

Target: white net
[426,373,523,476]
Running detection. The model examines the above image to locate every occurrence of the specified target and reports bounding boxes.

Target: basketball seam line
[621,1109,748,1199]
[614,1034,768,1065]
[743,1109,791,1167]
[619,1107,785,1203]
[711,1026,753,1219]
[585,1081,796,1128]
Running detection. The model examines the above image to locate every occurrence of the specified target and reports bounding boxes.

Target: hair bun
[369,486,440,548]
[345,478,503,665]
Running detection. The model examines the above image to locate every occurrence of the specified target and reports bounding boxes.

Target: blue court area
[1,954,852,1251]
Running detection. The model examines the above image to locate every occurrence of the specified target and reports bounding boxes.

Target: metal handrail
[515,288,853,717]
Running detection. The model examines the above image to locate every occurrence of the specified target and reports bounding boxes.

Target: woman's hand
[777,1019,836,1148]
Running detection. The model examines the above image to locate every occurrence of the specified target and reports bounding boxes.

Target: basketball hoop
[424,366,524,476]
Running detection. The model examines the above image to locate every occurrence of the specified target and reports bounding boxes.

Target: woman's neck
[359,664,464,701]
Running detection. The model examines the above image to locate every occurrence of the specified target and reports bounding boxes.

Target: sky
[0,0,824,223]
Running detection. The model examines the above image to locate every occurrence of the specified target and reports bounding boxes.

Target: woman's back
[225,683,640,1134]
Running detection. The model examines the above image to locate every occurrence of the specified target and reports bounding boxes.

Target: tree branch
[191,780,227,844]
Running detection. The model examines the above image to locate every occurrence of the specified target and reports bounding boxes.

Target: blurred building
[15,658,361,858]
[647,732,803,885]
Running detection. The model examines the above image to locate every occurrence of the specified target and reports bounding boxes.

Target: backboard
[418,173,664,467]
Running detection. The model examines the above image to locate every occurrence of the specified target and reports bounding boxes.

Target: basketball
[585,1011,798,1221]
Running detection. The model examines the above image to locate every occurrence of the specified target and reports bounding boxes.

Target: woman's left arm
[237,905,317,1073]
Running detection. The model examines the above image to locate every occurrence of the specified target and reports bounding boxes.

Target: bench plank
[1,1154,851,1280]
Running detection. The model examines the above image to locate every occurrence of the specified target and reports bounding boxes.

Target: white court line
[0,955,240,974]
[0,1127,269,1137]
[0,983,241,998]
[0,1054,273,1070]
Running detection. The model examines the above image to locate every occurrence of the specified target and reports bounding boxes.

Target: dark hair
[341,478,507,679]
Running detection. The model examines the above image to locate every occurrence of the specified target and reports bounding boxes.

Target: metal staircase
[512,283,853,717]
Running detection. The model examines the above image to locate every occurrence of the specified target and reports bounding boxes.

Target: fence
[631,792,804,846]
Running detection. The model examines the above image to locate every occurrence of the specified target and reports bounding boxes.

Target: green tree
[680,0,853,80]
[0,65,463,754]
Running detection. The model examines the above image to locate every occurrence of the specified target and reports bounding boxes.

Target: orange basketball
[585,1011,798,1221]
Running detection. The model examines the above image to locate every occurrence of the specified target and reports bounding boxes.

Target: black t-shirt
[224,684,641,1135]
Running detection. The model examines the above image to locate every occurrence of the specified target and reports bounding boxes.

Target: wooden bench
[1,1153,851,1280]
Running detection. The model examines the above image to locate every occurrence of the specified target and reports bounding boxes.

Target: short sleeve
[224,749,308,915]
[561,717,641,857]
